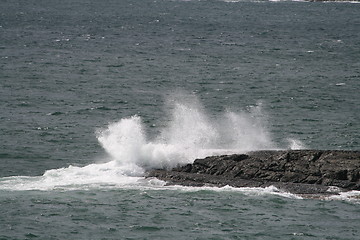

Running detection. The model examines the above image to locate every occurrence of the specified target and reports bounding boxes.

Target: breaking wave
[0,95,306,192]
[97,99,276,170]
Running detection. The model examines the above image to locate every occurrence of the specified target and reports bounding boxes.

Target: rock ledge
[147,150,360,195]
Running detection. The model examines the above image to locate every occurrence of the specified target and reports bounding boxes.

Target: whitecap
[0,95,306,193]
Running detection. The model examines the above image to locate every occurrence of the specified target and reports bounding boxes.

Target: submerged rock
[147,150,360,195]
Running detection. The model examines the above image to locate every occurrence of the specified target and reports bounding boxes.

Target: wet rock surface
[147,150,360,195]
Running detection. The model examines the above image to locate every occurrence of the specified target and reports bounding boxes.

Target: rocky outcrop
[147,150,360,195]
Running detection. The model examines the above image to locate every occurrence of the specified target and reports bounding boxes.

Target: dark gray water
[1,189,360,240]
[1,0,360,239]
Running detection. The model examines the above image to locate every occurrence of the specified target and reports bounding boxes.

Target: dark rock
[146,150,360,195]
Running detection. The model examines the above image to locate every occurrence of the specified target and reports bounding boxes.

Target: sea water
[1,0,359,239]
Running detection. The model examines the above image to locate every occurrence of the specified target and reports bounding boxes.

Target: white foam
[287,138,306,150]
[0,95,306,193]
[0,161,147,191]
[325,191,360,204]
[151,184,303,199]
[96,97,277,170]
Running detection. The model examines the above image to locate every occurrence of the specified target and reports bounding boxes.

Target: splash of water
[0,96,306,191]
[287,138,306,150]
[97,99,276,170]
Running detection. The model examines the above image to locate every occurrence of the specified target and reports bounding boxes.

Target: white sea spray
[0,96,306,194]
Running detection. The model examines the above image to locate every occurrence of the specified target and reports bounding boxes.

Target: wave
[0,95,306,193]
[97,99,277,170]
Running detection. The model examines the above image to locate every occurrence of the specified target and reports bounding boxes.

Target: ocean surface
[1,0,360,239]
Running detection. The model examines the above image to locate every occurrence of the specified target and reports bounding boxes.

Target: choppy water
[1,0,360,239]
